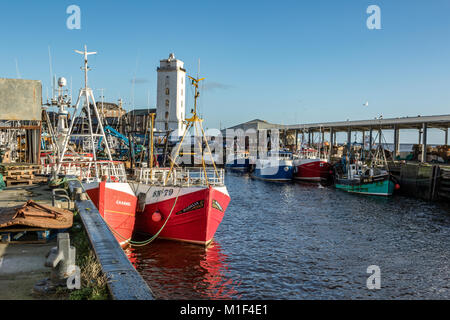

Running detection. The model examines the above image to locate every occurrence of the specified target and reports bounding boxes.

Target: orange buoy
[152,211,162,222]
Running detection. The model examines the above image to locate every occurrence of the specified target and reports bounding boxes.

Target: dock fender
[137,192,147,213]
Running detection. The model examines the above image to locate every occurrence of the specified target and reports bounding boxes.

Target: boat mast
[54,45,113,180]
[163,75,220,185]
[149,113,155,173]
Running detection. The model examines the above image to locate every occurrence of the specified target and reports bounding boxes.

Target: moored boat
[251,150,293,181]
[131,76,231,246]
[334,142,397,196]
[81,163,137,246]
[52,46,137,247]
[335,163,395,196]
[293,136,332,181]
[132,167,230,245]
[293,149,332,182]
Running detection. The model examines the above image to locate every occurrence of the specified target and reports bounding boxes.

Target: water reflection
[125,240,241,300]
[125,173,450,299]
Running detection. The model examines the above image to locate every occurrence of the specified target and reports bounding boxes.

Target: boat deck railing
[134,167,225,187]
[41,160,128,183]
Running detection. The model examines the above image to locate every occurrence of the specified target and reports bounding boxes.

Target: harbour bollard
[34,233,78,295]
[75,187,88,201]
[72,187,83,200]
[45,233,77,286]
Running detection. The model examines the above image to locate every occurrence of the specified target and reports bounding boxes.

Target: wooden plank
[69,181,153,300]
[0,164,41,170]
[0,227,46,232]
[5,240,47,244]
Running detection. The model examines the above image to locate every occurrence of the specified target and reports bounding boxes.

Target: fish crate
[0,227,65,244]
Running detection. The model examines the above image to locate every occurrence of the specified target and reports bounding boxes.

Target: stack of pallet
[0,163,42,187]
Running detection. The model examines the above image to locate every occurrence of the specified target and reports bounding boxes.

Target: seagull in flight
[363,101,369,107]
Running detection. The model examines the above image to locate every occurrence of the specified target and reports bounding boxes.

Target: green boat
[335,165,395,196]
[334,141,396,196]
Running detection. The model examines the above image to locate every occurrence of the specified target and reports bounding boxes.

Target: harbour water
[127,172,450,299]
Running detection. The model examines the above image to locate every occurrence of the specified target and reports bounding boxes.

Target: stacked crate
[0,164,42,187]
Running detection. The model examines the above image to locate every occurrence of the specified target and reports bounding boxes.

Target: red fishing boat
[52,50,229,247]
[131,76,230,246]
[132,168,230,245]
[50,46,137,247]
[84,178,137,246]
[293,148,332,182]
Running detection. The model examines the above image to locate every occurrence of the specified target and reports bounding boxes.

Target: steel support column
[329,127,334,159]
[421,123,428,163]
[393,125,400,160]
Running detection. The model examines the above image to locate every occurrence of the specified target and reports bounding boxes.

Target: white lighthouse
[155,53,186,135]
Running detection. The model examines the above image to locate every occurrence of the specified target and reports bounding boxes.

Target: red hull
[293,159,332,181]
[135,186,230,246]
[85,182,137,247]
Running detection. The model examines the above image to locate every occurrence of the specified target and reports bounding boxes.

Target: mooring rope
[128,188,181,247]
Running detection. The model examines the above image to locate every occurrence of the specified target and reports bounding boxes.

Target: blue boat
[251,151,293,181]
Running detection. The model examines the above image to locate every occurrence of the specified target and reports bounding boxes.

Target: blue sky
[1,0,449,143]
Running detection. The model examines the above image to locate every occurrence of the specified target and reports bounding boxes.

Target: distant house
[93,101,126,128]
[125,108,156,134]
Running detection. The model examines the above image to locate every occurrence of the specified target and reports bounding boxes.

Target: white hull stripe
[83,182,230,205]
[293,158,328,166]
[131,183,229,204]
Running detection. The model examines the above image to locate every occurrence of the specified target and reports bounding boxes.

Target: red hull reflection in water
[125,240,241,300]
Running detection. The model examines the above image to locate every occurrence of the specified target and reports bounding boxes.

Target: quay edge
[68,180,154,300]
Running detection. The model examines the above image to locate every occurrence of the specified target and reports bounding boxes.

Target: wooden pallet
[0,227,52,244]
[5,179,34,187]
[0,164,41,170]
[5,174,35,180]
[4,169,37,175]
